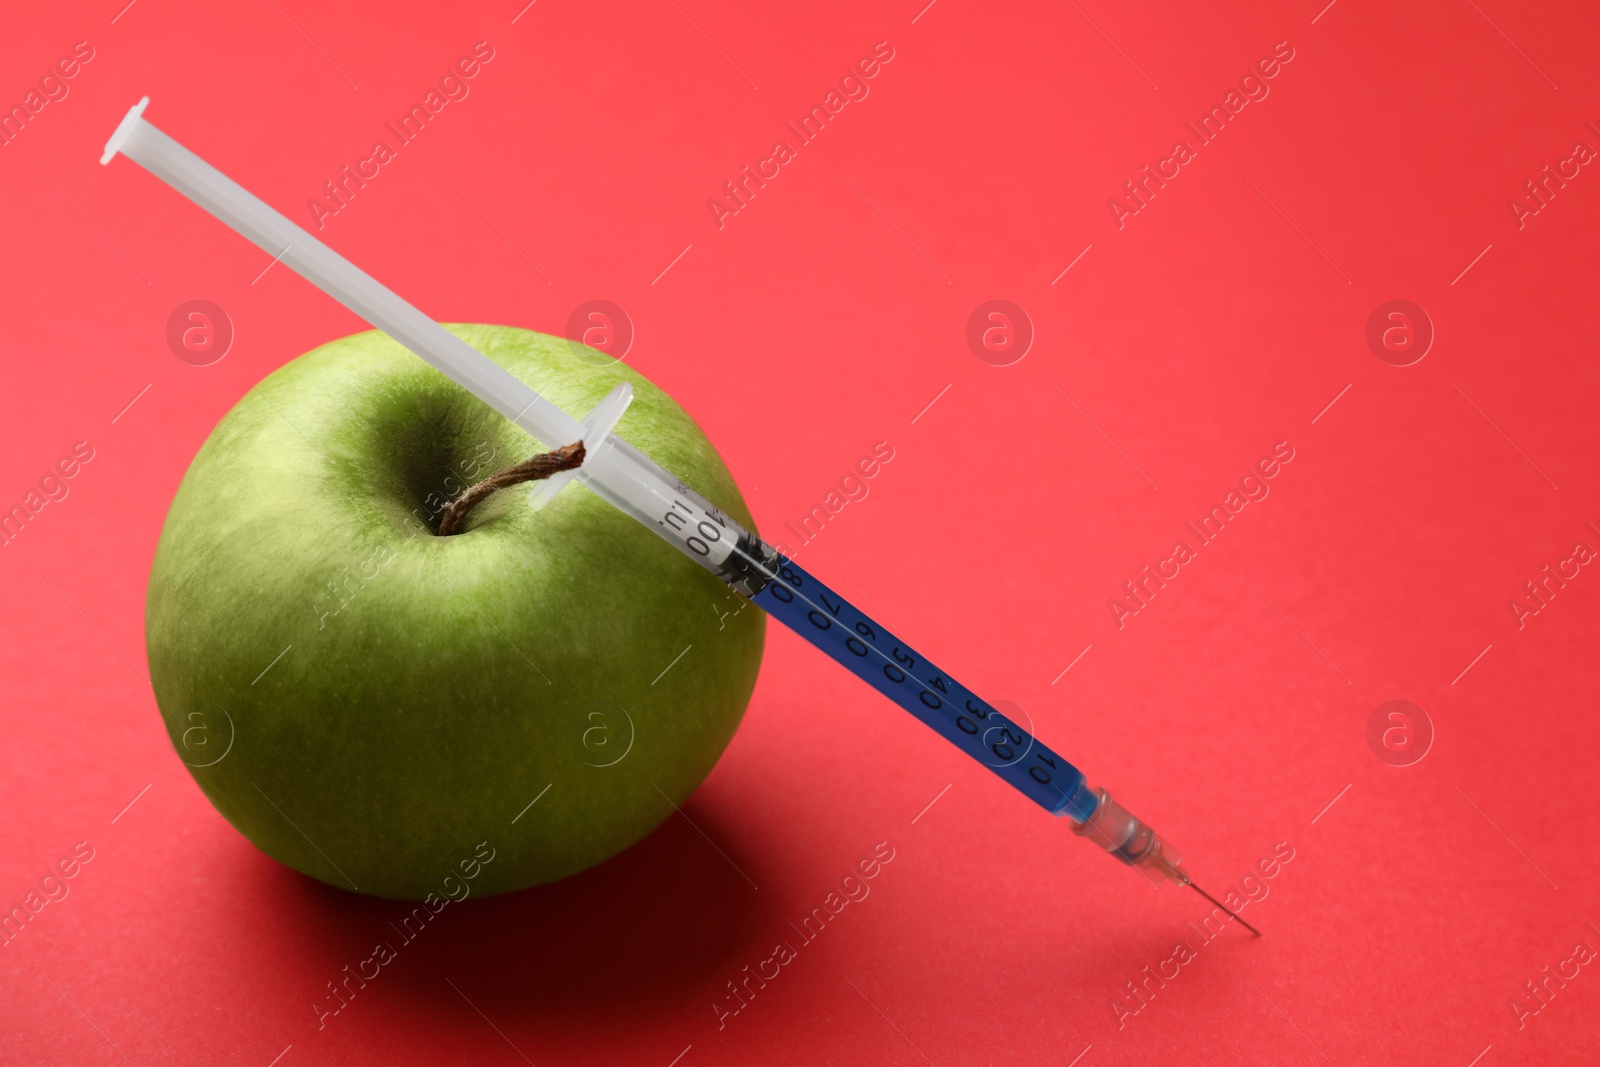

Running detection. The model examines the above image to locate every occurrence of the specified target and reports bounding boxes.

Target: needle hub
[1068,786,1262,936]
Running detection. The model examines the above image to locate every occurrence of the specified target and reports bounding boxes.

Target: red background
[4,0,1600,1063]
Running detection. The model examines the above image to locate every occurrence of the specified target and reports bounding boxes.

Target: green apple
[147,324,764,899]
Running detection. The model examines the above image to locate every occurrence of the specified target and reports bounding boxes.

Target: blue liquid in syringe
[749,554,1098,823]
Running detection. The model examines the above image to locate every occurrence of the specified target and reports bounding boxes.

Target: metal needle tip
[1186,879,1262,937]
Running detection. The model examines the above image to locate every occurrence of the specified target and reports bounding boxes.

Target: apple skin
[147,325,764,899]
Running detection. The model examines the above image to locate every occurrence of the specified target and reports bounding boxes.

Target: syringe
[101,98,1258,935]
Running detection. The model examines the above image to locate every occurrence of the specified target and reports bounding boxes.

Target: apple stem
[436,441,587,536]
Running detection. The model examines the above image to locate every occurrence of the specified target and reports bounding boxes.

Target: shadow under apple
[270,797,772,1034]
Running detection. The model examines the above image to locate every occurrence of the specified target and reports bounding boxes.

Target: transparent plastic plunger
[101,97,1258,934]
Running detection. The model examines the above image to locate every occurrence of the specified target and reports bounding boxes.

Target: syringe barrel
[745,554,1098,821]
[570,434,1098,819]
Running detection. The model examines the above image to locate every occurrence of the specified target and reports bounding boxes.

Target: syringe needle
[1186,879,1262,937]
